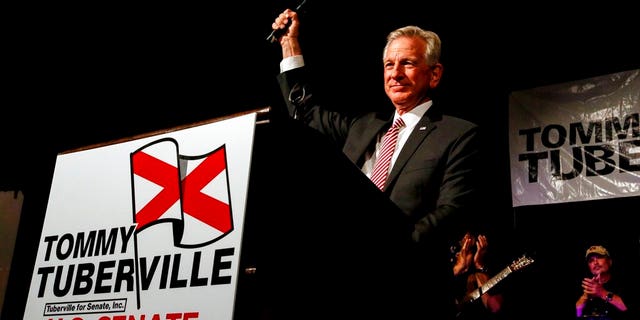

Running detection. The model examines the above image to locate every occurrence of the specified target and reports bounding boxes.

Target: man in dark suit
[269,8,481,320]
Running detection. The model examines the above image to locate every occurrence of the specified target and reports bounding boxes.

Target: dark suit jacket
[277,66,481,319]
[278,67,481,243]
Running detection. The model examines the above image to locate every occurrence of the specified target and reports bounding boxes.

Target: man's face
[383,36,439,112]
[587,254,611,275]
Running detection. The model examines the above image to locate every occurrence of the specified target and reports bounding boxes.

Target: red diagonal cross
[182,147,231,233]
[132,151,181,230]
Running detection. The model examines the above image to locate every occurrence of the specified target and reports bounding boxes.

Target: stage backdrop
[509,69,639,207]
[22,112,256,320]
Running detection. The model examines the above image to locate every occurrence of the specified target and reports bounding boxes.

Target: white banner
[23,112,256,320]
[509,69,640,207]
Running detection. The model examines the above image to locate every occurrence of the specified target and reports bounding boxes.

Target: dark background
[3,1,639,319]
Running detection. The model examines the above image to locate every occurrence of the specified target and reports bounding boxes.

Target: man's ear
[429,63,443,88]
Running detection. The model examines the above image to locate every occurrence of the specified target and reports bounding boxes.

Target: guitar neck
[464,266,512,303]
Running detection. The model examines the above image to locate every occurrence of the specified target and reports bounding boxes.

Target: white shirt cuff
[280,55,305,73]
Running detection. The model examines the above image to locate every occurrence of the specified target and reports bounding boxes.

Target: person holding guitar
[452,231,504,319]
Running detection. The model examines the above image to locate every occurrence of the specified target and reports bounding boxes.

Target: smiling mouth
[389,84,407,90]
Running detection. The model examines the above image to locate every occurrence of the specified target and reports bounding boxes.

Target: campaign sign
[509,69,640,207]
[23,112,257,320]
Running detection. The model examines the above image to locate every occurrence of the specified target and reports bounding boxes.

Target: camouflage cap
[585,245,609,259]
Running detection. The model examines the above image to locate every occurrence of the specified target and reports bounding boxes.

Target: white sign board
[23,112,257,320]
[509,69,640,207]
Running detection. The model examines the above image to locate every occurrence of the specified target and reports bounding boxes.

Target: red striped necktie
[370,117,405,191]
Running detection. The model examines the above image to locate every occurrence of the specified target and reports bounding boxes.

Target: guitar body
[455,280,497,320]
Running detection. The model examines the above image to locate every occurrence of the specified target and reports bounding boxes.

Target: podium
[3,107,416,320]
[234,110,415,319]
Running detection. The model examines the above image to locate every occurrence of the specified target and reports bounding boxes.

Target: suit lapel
[343,114,391,165]
[343,109,439,191]
[386,113,437,188]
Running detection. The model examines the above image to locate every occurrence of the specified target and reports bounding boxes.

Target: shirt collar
[394,100,432,129]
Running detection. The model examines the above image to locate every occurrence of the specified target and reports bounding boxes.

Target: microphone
[266,0,308,43]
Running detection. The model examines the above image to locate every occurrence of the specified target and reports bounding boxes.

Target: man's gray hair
[383,26,441,67]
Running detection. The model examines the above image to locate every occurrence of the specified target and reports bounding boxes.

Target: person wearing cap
[575,245,631,319]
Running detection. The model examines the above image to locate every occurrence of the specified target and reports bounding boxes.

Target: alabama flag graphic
[131,138,233,247]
